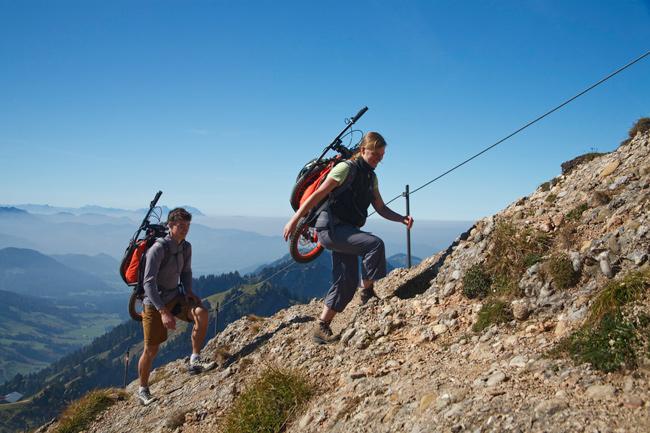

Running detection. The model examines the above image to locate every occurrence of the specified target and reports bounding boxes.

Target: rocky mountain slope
[39,123,650,433]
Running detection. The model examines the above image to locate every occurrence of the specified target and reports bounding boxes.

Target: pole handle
[351,106,368,123]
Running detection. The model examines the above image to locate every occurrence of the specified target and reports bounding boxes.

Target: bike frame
[314,106,368,165]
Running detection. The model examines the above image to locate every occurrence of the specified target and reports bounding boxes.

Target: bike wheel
[290,167,321,211]
[128,292,144,322]
[289,217,324,263]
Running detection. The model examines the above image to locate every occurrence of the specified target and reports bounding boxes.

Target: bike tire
[128,291,144,322]
[289,217,324,263]
[290,165,322,211]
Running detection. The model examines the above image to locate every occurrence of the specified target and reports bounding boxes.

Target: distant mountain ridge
[0,247,112,298]
[0,208,287,274]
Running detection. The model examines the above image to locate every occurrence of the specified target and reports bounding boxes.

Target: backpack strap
[330,160,358,199]
[155,238,173,269]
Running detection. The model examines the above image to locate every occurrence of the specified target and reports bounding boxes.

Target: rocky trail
[39,125,650,433]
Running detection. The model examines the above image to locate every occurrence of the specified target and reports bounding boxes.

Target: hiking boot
[188,356,217,375]
[359,287,378,305]
[312,321,339,345]
[137,388,156,406]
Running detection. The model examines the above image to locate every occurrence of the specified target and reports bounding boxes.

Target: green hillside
[0,290,122,383]
[0,257,329,433]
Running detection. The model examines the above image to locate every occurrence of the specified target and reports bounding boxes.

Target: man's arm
[180,243,196,299]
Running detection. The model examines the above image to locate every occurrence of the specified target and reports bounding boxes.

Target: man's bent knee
[192,306,208,322]
[143,344,159,358]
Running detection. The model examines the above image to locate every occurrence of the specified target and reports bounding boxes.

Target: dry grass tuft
[220,366,314,433]
[54,389,125,433]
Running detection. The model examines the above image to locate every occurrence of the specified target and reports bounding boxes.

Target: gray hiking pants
[317,223,386,312]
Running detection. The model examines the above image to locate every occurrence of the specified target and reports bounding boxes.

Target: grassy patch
[589,268,650,324]
[485,221,551,297]
[545,193,557,204]
[54,389,124,433]
[544,254,580,290]
[462,264,491,299]
[473,301,513,333]
[561,152,607,176]
[628,117,650,139]
[554,312,639,372]
[565,203,589,222]
[524,253,543,268]
[220,366,314,433]
[539,181,551,192]
[550,268,650,372]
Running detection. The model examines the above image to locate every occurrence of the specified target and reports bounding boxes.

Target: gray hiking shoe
[137,388,156,406]
[188,356,217,375]
[312,321,339,345]
[359,287,377,305]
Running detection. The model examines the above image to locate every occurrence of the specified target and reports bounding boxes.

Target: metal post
[214,302,219,337]
[404,184,412,268]
[123,350,130,388]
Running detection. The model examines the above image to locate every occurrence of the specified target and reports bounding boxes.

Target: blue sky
[1,0,649,221]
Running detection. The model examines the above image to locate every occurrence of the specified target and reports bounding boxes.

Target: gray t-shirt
[142,235,192,310]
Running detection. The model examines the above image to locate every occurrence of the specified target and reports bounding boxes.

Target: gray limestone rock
[441,281,456,298]
[534,399,568,418]
[598,251,613,278]
[486,371,507,387]
[511,300,530,321]
[585,384,616,400]
[509,355,528,369]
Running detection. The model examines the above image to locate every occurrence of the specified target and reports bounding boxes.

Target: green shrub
[589,268,650,324]
[462,264,491,299]
[545,193,557,204]
[560,312,639,372]
[628,117,650,138]
[550,268,650,372]
[565,203,588,221]
[55,389,124,433]
[220,366,314,433]
[561,152,607,176]
[540,182,551,192]
[485,222,551,297]
[524,253,543,268]
[545,254,580,290]
[473,301,513,333]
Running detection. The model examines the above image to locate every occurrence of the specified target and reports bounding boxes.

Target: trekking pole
[404,185,412,268]
[123,350,130,388]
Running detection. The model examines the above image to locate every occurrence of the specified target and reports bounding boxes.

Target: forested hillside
[0,255,331,433]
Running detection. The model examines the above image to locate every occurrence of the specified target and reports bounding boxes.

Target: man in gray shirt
[137,207,215,406]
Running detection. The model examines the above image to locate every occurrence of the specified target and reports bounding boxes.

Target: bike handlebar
[151,191,162,209]
[138,191,163,231]
[351,106,368,123]
[314,106,369,164]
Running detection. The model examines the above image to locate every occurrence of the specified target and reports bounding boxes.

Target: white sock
[139,386,148,393]
[190,353,200,363]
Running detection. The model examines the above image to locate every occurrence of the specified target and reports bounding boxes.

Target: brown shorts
[142,296,202,347]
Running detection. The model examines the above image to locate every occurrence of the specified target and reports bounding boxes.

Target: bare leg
[190,306,209,354]
[138,344,160,387]
[319,305,337,323]
[361,279,374,290]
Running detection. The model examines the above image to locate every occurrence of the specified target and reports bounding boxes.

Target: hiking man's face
[169,220,191,241]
